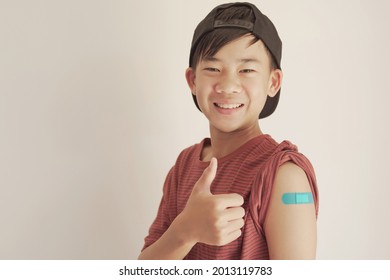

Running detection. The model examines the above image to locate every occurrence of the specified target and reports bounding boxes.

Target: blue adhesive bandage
[282,192,314,205]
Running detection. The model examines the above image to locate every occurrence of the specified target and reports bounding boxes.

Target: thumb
[194,157,217,194]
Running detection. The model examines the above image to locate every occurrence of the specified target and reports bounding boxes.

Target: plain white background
[1,0,389,259]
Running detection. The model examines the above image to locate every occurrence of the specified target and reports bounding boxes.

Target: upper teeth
[216,103,242,109]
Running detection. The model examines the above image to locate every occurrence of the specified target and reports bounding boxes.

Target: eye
[240,69,255,73]
[204,67,220,72]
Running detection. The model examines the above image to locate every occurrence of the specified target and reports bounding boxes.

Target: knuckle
[211,227,229,246]
[215,216,225,227]
[210,198,223,211]
[210,216,223,229]
[233,220,242,229]
[215,234,227,246]
[216,239,226,246]
[231,193,244,204]
[209,210,223,226]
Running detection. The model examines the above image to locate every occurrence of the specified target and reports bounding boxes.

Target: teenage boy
[139,2,319,260]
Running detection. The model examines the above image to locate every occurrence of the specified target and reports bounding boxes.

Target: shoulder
[249,136,309,183]
[260,137,315,182]
[176,138,208,161]
[166,139,205,174]
[274,162,311,192]
[162,139,205,193]
[168,138,208,180]
[247,135,299,164]
[249,137,311,195]
[239,134,286,167]
[265,140,319,216]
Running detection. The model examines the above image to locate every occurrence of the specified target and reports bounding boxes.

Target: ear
[185,67,196,95]
[268,69,283,98]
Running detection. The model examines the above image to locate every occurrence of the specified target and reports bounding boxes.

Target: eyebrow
[240,58,261,64]
[203,56,261,64]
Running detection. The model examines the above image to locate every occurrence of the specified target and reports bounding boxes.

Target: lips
[214,103,244,109]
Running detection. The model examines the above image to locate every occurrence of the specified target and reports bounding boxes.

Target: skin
[138,34,316,260]
[187,34,280,159]
[265,162,317,259]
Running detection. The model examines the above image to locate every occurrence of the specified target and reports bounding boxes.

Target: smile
[214,103,244,109]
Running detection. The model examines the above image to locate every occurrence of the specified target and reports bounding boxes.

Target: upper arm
[264,162,317,259]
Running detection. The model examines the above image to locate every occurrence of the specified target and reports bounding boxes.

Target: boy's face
[186,34,282,134]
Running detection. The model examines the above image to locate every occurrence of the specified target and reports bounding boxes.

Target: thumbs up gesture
[178,158,245,246]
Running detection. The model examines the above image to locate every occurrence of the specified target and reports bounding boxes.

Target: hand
[178,158,245,246]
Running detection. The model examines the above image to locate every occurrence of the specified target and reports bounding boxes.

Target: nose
[215,72,241,94]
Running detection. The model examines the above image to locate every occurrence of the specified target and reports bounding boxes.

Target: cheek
[245,81,269,111]
[245,79,268,97]
[194,76,214,96]
[192,78,211,111]
[249,88,267,103]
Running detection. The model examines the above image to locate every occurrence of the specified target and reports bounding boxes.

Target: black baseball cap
[189,2,282,119]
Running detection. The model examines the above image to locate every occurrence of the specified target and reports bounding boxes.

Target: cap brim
[259,90,280,119]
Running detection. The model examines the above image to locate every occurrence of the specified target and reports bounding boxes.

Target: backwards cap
[189,2,282,119]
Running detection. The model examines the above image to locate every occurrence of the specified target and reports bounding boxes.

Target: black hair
[190,5,277,70]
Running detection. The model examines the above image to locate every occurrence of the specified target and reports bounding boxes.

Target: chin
[210,121,245,134]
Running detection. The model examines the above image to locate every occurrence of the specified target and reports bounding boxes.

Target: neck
[208,122,263,159]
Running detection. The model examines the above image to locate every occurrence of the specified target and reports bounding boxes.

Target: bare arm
[138,158,245,260]
[138,214,196,260]
[264,162,317,259]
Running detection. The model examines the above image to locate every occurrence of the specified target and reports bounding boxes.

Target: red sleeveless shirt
[143,134,319,259]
